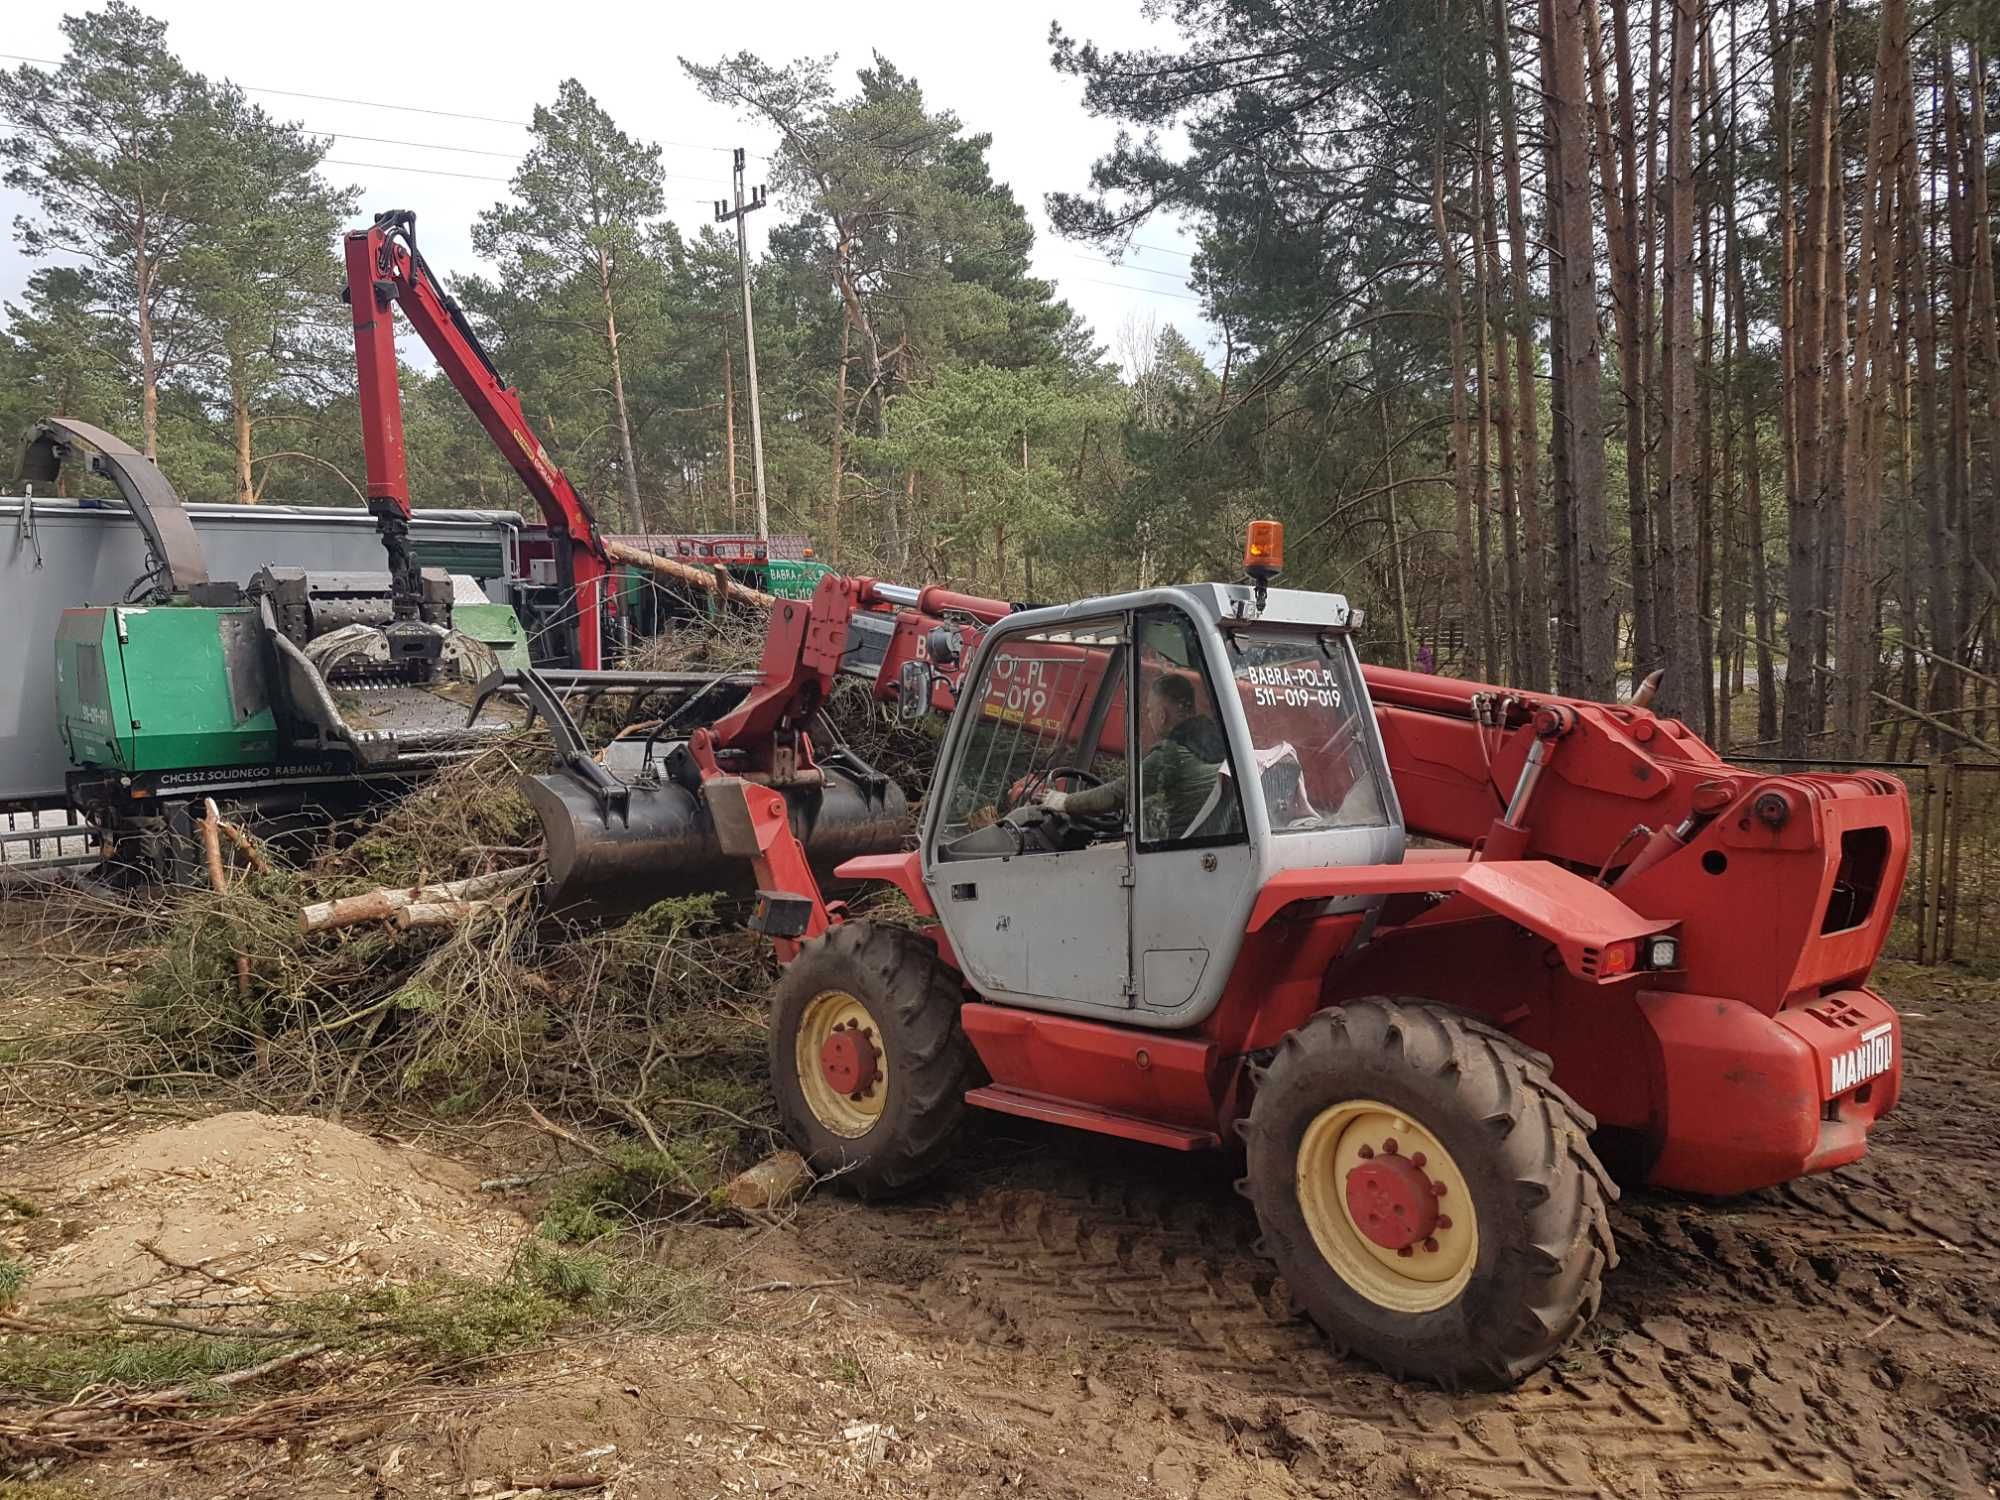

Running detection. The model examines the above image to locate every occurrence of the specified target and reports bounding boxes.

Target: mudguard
[1247,857,1673,983]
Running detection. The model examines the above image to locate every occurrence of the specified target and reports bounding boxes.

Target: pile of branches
[28,613,941,1177]
[118,811,774,1142]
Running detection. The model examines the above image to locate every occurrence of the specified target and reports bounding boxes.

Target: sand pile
[17,1110,525,1311]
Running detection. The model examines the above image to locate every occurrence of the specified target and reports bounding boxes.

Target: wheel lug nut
[1397,1246,1414,1258]
[1433,1183,1447,1198]
[1423,1237,1439,1253]
[1410,1152,1426,1168]
[1382,1138,1399,1155]
[1357,1145,1374,1159]
[1436,1215,1452,1230]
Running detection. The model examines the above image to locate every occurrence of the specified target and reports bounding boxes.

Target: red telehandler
[512,526,1910,1388]
[358,189,1907,1391]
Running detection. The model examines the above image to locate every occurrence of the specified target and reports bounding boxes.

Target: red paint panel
[834,851,934,917]
[1246,859,1668,982]
[964,1086,1219,1149]
[1204,914,1363,1057]
[1635,987,1898,1195]
[960,1003,1221,1133]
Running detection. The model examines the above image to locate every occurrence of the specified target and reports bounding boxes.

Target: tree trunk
[1473,107,1500,681]
[1381,385,1415,669]
[1544,0,1576,692]
[830,311,850,560]
[1726,18,1779,741]
[1836,0,1906,758]
[1482,115,1528,686]
[229,349,255,505]
[1641,0,1668,679]
[1660,0,1705,721]
[1550,0,1616,699]
[134,238,159,462]
[597,250,643,530]
[1433,108,1478,674]
[1785,0,1836,758]
[1699,18,1722,744]
[1815,64,1851,743]
[1968,42,2000,690]
[1768,0,1802,543]
[1599,0,1654,680]
[1489,0,1551,688]
[1945,46,1976,668]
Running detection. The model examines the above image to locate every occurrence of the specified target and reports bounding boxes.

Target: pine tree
[473,79,666,530]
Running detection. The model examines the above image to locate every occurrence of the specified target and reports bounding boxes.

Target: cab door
[1126,605,1257,1022]
[922,616,1135,1012]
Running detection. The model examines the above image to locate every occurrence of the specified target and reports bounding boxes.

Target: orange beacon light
[1243,519,1285,579]
[1243,520,1284,609]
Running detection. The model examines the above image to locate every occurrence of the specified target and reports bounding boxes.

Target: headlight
[1647,936,1681,971]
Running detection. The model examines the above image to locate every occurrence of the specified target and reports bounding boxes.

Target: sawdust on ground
[13,1110,527,1312]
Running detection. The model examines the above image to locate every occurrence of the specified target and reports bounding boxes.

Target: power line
[309,129,519,160]
[4,51,1201,305]
[1064,251,1194,284]
[325,157,511,184]
[316,153,728,191]
[1067,275,1205,304]
[0,51,761,159]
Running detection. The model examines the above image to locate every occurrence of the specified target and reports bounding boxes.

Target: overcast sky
[1,0,1214,379]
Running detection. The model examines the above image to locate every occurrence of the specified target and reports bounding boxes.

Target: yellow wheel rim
[1295,1098,1478,1313]
[795,989,890,1138]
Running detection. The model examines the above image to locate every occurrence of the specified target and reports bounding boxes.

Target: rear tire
[769,921,975,1199]
[1241,998,1617,1388]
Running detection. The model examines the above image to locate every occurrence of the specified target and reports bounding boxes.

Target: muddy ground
[3,958,1997,1500]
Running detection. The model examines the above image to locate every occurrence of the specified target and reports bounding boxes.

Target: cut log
[394,898,491,930]
[299,865,536,934]
[604,538,776,608]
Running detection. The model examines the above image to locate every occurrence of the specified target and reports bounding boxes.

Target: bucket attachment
[523,756,910,921]
[486,663,910,921]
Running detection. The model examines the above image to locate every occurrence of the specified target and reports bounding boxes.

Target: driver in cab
[1040,674,1228,842]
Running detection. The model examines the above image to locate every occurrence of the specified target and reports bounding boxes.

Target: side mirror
[896,658,933,721]
[925,626,962,666]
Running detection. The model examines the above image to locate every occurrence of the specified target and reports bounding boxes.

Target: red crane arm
[342,210,612,669]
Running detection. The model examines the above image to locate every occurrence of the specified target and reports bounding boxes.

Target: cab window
[933,619,1128,857]
[1133,608,1244,850]
[1224,628,1388,832]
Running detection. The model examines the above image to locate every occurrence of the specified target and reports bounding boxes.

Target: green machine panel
[411,537,508,578]
[454,602,532,670]
[55,606,278,774]
[766,559,834,599]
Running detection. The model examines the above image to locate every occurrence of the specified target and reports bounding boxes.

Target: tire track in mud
[804,1113,1999,1500]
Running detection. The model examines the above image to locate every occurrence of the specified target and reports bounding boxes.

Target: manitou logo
[1829,1022,1895,1095]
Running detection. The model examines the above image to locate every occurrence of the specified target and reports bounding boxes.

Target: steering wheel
[1007,765,1103,812]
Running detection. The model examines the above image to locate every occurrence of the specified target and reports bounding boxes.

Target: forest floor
[2,900,1997,1500]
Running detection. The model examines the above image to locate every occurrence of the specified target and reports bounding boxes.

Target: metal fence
[1728,757,2000,967]
[0,804,99,875]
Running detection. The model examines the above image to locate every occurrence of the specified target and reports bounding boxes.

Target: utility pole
[722,338,738,531]
[715,149,769,540]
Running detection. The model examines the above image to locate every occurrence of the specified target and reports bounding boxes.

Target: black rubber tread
[768,921,977,1200]
[1240,997,1619,1389]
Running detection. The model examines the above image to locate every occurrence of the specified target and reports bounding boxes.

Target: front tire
[769,921,975,1199]
[1242,998,1617,1388]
